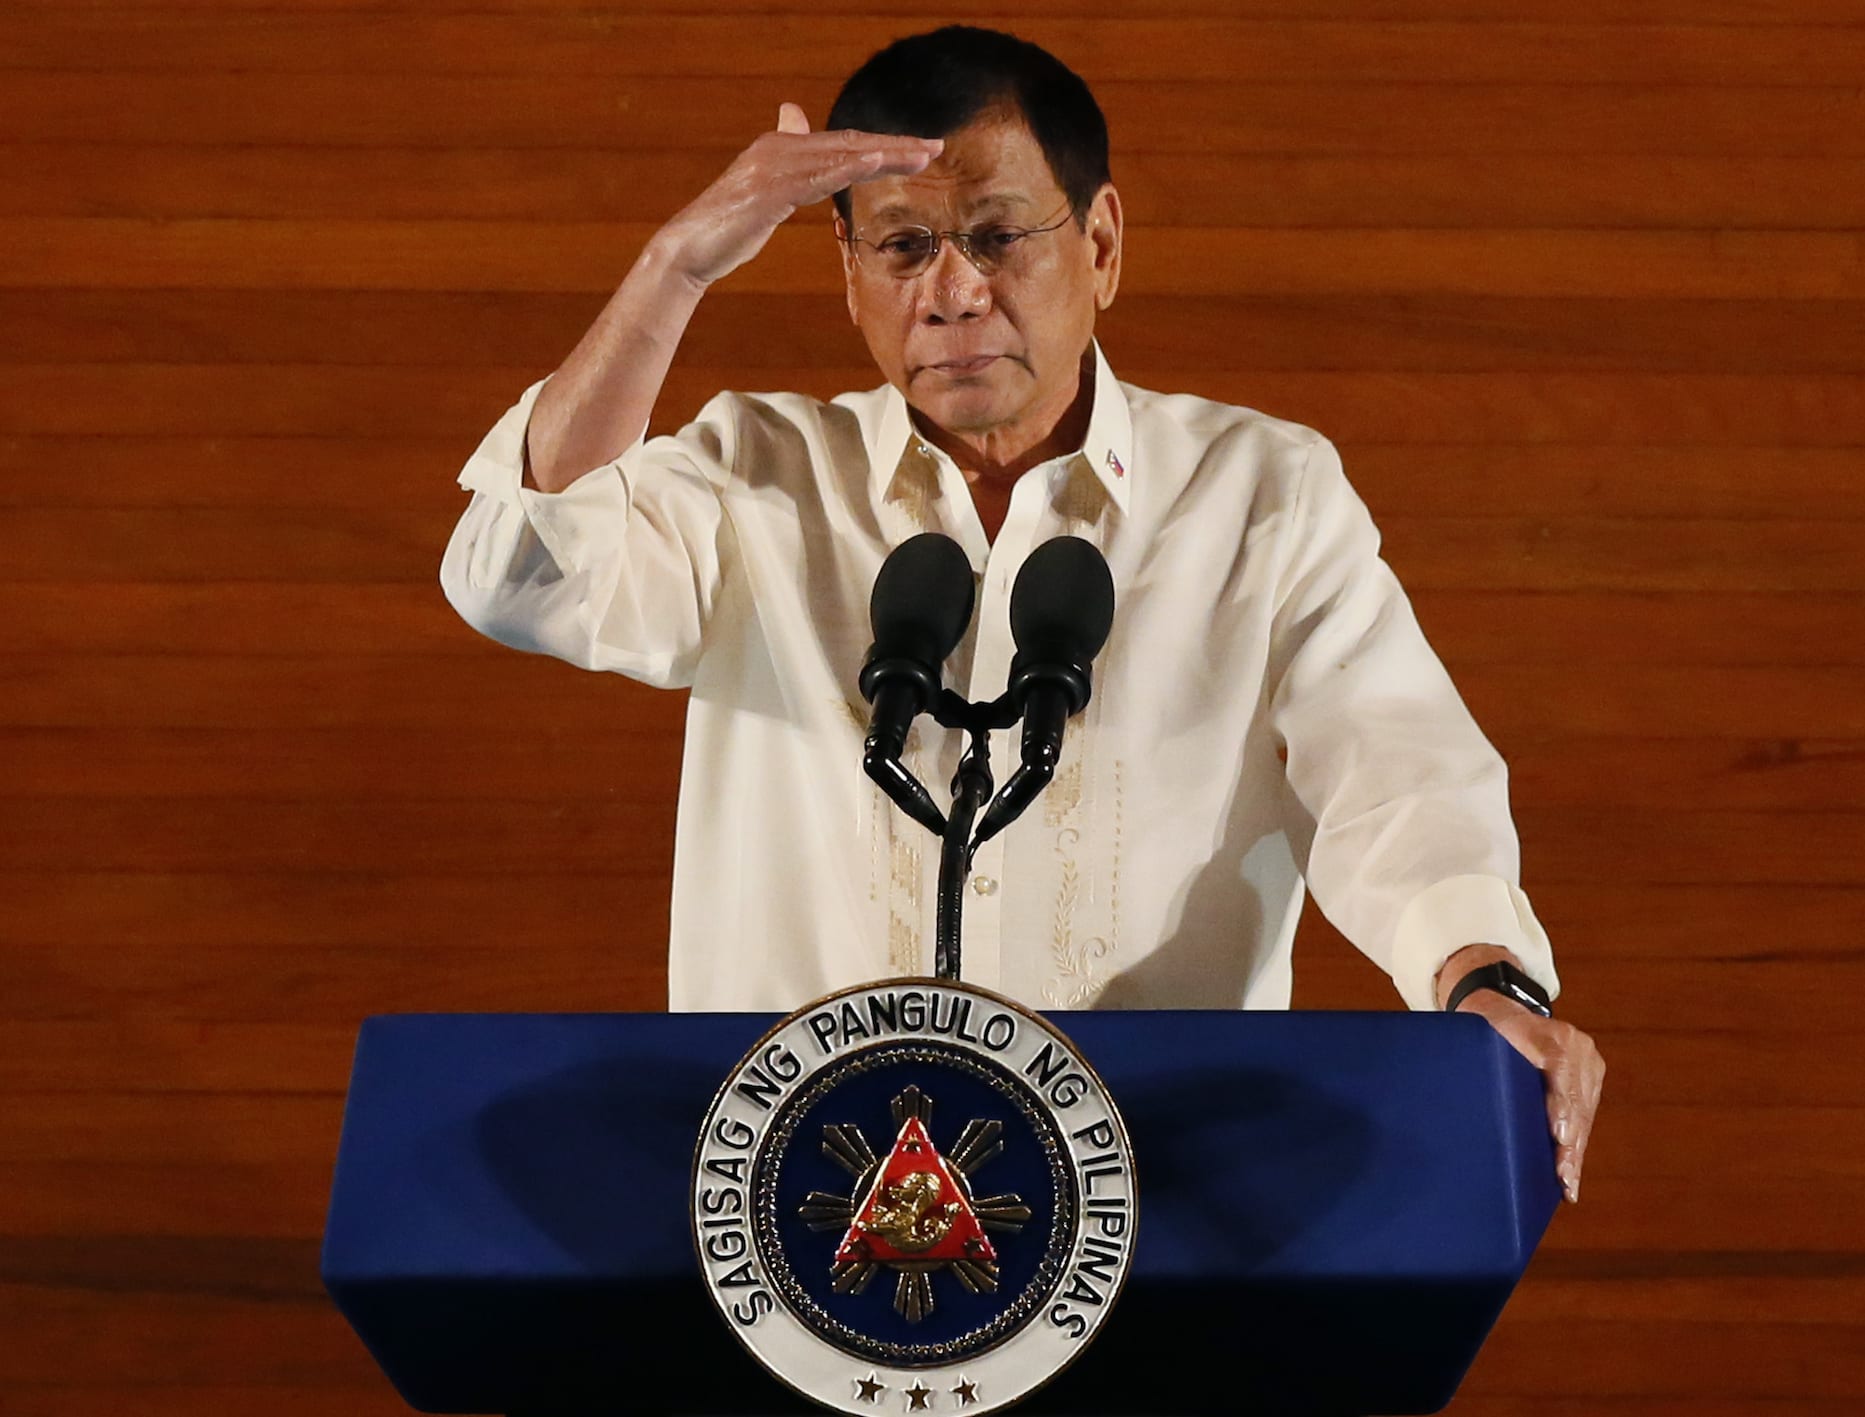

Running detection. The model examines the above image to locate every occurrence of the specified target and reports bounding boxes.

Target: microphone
[858,533,977,835]
[972,537,1115,849]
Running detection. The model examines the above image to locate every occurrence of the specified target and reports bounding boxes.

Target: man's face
[837,109,1121,447]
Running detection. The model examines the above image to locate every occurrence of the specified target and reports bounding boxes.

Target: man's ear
[1087,184,1123,311]
[834,213,861,325]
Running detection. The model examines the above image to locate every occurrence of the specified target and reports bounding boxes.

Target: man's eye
[973,228,1026,252]
[878,233,935,256]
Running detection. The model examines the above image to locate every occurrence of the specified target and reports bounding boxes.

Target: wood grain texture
[14,14,1865,85]
[4,74,1863,156]
[7,655,1865,736]
[14,0,1865,20]
[7,1,1862,1411]
[2,728,1860,805]
[2,509,1861,589]
[8,364,1865,444]
[0,587,1861,663]
[9,146,1865,228]
[6,438,1861,517]
[8,220,1865,297]
[7,292,1865,373]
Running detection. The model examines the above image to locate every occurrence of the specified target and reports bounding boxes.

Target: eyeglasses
[842,201,1077,279]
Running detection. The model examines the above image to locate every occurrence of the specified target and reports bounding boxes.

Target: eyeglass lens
[856,207,1071,278]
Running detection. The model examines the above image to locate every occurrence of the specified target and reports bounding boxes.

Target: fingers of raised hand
[831,127,944,158]
[671,126,944,285]
[855,139,944,180]
[816,133,943,184]
[750,131,942,198]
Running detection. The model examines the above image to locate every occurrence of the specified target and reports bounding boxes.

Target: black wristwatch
[1444,961,1553,1018]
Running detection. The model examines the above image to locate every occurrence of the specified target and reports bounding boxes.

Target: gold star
[905,1380,933,1409]
[853,1373,886,1403]
[950,1377,979,1406]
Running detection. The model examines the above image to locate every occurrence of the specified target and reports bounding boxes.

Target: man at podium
[439,26,1602,1201]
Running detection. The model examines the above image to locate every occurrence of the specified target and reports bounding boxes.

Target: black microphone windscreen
[1009,537,1115,663]
[869,533,977,666]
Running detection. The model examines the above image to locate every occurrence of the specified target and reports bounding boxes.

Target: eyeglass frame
[838,199,1082,279]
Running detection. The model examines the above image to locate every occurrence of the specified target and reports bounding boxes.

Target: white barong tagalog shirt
[441,339,1561,1014]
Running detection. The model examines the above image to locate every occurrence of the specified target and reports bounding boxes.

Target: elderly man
[441,27,1602,1199]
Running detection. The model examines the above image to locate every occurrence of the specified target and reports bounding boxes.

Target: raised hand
[657,103,944,289]
[516,108,942,493]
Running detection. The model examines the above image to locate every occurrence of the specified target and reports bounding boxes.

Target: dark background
[2,1,1861,1412]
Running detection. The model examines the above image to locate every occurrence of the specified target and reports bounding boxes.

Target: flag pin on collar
[1106,449,1125,478]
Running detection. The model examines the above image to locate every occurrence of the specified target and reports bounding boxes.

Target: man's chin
[910,381,1018,436]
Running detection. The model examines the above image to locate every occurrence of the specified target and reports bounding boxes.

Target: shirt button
[971,875,998,897]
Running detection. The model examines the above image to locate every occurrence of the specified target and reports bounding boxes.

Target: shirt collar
[863,337,1134,517]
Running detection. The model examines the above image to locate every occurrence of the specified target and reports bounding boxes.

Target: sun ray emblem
[797,1086,1032,1322]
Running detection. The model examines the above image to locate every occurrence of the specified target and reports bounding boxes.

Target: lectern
[322,1010,1557,1415]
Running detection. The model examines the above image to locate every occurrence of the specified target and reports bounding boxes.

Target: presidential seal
[692,980,1136,1415]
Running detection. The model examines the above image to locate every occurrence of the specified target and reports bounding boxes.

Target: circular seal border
[691,979,1139,1416]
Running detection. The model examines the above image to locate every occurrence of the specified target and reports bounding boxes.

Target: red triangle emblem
[834,1116,996,1266]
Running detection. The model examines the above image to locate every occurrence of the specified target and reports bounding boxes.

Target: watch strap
[1444,960,1553,1018]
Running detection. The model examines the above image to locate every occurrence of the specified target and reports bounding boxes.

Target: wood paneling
[2,728,1859,806]
[4,937,1862,1030]
[4,797,1865,889]
[0,587,1860,662]
[15,0,1865,21]
[13,15,1865,85]
[8,364,1865,444]
[3,74,1862,156]
[8,221,1865,297]
[0,1021,370,1093]
[2,509,1861,589]
[7,292,1865,373]
[6,438,1862,518]
[7,654,1864,736]
[21,867,1860,943]
[8,146,1864,228]
[5,1,1860,1411]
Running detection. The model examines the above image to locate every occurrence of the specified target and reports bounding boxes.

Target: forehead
[848,110,1063,225]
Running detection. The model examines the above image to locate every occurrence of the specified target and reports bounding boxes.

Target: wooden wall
[3,1,1861,1412]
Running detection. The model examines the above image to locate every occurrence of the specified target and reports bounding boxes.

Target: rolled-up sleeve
[1266,434,1561,1012]
[439,375,737,690]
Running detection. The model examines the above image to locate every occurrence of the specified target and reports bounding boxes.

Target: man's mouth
[927,355,1001,376]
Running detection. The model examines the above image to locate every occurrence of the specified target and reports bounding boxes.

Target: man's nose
[918,239,992,323]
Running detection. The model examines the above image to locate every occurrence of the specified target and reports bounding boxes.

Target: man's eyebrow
[866,192,1040,224]
[964,191,1036,218]
[867,201,922,223]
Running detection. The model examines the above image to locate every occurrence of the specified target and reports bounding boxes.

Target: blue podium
[322,1010,1558,1415]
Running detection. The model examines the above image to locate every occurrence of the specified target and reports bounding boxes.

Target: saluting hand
[657,103,944,290]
